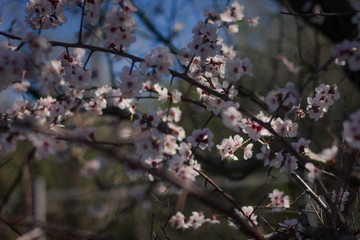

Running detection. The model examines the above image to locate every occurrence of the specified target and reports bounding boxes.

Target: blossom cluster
[0,0,359,239]
[0,45,27,90]
[332,12,360,70]
[266,82,299,112]
[306,83,340,121]
[342,109,360,150]
[256,145,299,174]
[103,2,137,50]
[216,134,253,161]
[170,211,219,230]
[25,0,68,30]
[228,206,258,228]
[331,187,350,212]
[279,219,303,240]
[268,189,290,210]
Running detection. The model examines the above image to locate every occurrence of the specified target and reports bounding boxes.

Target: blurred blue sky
[0,0,282,110]
[0,0,280,54]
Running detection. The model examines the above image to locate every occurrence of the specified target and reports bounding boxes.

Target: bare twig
[281,11,357,17]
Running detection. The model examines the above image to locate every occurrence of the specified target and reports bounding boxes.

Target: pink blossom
[187,211,205,229]
[280,153,298,174]
[103,5,136,50]
[268,189,290,210]
[220,1,245,23]
[221,106,242,132]
[279,219,303,240]
[118,66,144,97]
[187,128,214,150]
[305,162,321,182]
[170,212,189,229]
[225,57,244,81]
[291,138,311,154]
[332,187,349,212]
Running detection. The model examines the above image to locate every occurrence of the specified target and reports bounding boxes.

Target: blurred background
[0,0,360,239]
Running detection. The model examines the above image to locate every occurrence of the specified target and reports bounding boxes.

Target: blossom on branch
[104,4,136,50]
[343,109,360,150]
[25,0,67,30]
[187,128,214,150]
[221,105,242,132]
[268,189,290,210]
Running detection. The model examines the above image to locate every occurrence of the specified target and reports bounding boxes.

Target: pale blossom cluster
[110,95,136,114]
[103,3,136,50]
[0,128,25,155]
[134,129,165,164]
[216,135,253,161]
[205,1,258,32]
[0,124,68,160]
[157,107,182,123]
[247,17,260,27]
[6,99,32,119]
[256,145,298,174]
[225,57,253,82]
[40,60,64,94]
[291,138,311,154]
[306,83,340,121]
[84,0,101,26]
[268,189,290,210]
[12,80,30,94]
[266,82,299,112]
[342,109,360,150]
[241,112,271,141]
[64,64,92,89]
[167,144,200,183]
[33,96,55,122]
[83,86,111,115]
[140,46,174,82]
[170,211,219,229]
[0,46,27,90]
[81,158,108,178]
[331,187,349,212]
[117,66,144,97]
[57,48,93,90]
[198,80,239,115]
[175,8,255,119]
[127,103,201,184]
[187,128,214,150]
[228,206,258,228]
[0,1,358,238]
[133,109,161,131]
[221,105,242,131]
[187,20,221,62]
[280,153,298,174]
[277,55,301,73]
[220,1,244,33]
[307,145,338,163]
[177,22,227,83]
[279,218,303,240]
[272,117,299,138]
[304,162,321,182]
[256,145,279,167]
[23,33,50,64]
[331,12,360,70]
[25,0,68,30]
[220,1,245,23]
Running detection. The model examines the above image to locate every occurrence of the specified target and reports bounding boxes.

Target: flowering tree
[0,0,360,239]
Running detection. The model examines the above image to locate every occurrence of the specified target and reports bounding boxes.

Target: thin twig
[291,172,329,214]
[281,11,356,17]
